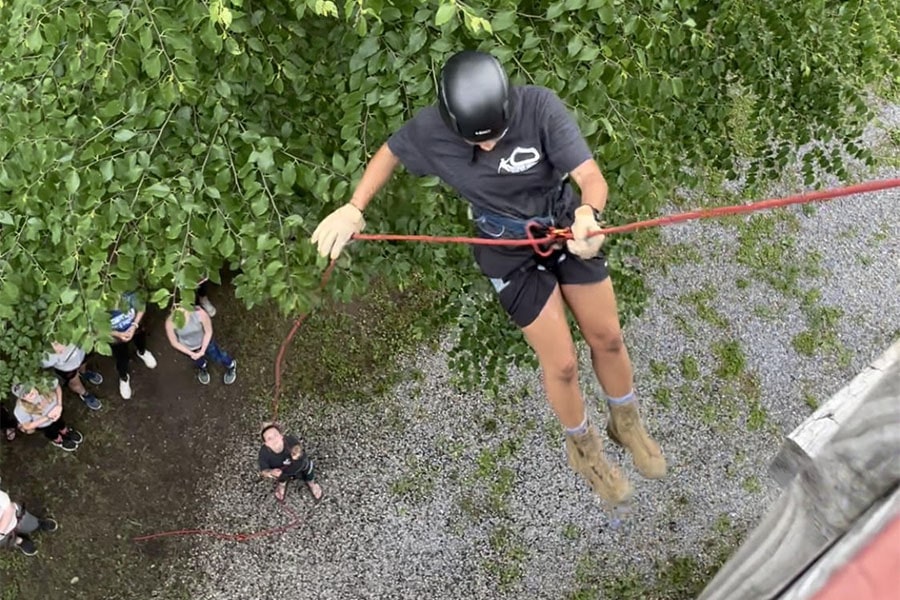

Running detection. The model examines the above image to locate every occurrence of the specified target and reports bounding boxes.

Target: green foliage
[1,0,897,391]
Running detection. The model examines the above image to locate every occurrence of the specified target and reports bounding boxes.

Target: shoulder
[515,85,562,108]
[397,104,445,137]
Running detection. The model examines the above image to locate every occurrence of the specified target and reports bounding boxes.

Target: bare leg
[562,278,666,479]
[520,286,585,429]
[560,278,632,397]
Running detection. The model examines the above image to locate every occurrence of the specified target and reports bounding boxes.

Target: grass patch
[679,287,730,329]
[746,398,768,431]
[653,386,673,409]
[649,359,670,379]
[712,340,746,380]
[568,518,748,600]
[791,292,850,365]
[563,522,581,540]
[742,475,762,494]
[484,524,529,590]
[680,354,700,380]
[390,456,440,505]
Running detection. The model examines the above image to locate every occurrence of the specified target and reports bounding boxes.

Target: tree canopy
[1,0,897,392]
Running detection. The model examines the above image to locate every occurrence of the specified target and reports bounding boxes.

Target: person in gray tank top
[165,305,237,385]
[311,50,666,507]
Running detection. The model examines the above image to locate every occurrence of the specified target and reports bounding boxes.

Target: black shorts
[53,368,80,383]
[487,248,609,328]
[278,460,315,483]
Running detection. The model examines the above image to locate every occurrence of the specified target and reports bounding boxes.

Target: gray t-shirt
[387,85,593,277]
[174,310,205,351]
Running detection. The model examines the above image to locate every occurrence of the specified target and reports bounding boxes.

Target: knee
[586,328,625,355]
[542,353,579,384]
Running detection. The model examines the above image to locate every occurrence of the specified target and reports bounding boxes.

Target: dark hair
[259,421,282,441]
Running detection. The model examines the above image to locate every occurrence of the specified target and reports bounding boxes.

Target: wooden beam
[769,340,900,487]
[779,484,900,600]
[698,361,900,600]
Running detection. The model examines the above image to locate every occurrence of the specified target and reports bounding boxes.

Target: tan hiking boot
[565,424,633,505]
[607,402,667,479]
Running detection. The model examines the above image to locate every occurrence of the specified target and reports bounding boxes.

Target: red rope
[132,263,338,543]
[352,178,900,245]
[132,177,900,544]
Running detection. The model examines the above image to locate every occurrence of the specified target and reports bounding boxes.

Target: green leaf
[598,4,615,24]
[435,4,456,26]
[256,148,274,171]
[150,288,171,306]
[143,52,162,79]
[547,3,565,19]
[60,288,78,305]
[146,183,171,197]
[0,211,13,226]
[251,196,267,216]
[492,10,517,32]
[220,235,235,258]
[114,129,137,142]
[66,171,80,194]
[282,163,297,187]
[25,27,43,52]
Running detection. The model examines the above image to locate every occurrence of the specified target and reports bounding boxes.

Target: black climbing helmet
[438,50,510,143]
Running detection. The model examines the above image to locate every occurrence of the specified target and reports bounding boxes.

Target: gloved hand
[310,203,365,259]
[566,204,605,259]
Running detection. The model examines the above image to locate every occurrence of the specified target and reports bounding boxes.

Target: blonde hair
[12,383,55,416]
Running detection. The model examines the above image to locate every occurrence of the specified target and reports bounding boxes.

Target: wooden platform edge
[769,338,900,487]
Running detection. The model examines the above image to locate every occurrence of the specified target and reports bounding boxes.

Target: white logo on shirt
[498,147,541,174]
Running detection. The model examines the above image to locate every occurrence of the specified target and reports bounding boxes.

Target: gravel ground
[154,105,899,600]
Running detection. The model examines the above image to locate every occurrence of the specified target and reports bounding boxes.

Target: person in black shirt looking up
[258,422,323,503]
[312,50,666,507]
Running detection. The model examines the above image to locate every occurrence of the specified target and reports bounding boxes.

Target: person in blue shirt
[109,291,157,399]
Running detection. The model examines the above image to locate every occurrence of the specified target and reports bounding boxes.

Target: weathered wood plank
[769,340,900,487]
[699,362,900,600]
[779,483,900,600]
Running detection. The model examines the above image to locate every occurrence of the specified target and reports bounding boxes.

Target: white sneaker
[137,350,157,369]
[119,376,132,400]
[199,296,217,317]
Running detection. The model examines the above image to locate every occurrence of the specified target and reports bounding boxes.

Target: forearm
[174,343,195,357]
[21,419,45,431]
[134,311,145,325]
[349,143,400,212]
[579,172,608,214]
[199,332,212,354]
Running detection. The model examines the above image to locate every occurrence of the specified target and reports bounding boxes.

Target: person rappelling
[311,50,666,506]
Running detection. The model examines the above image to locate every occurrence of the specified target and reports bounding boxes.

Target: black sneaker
[224,360,237,385]
[39,518,58,532]
[63,428,84,444]
[17,537,37,556]
[50,437,77,452]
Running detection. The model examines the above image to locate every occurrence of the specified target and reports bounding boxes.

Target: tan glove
[310,203,365,259]
[566,204,606,259]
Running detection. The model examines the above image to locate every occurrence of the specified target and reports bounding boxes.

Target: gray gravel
[153,104,899,600]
